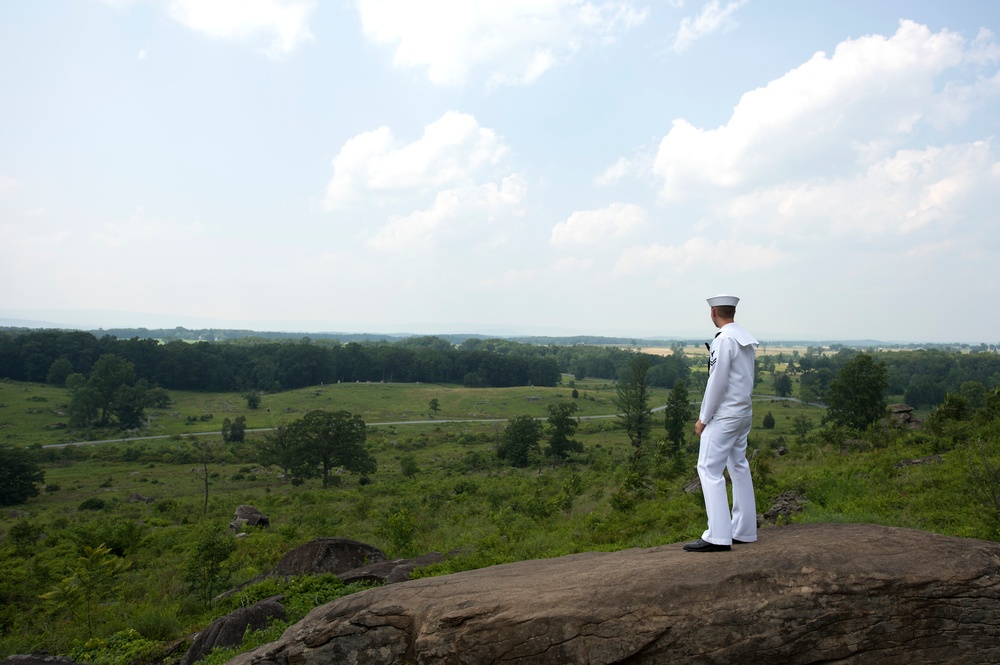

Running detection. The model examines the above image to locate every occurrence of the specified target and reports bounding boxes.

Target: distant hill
[0,323,989,352]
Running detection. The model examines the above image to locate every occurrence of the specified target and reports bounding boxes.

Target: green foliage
[762,412,776,429]
[964,437,1000,539]
[3,370,1000,664]
[826,353,889,431]
[283,410,376,487]
[222,415,247,443]
[791,415,814,444]
[0,444,45,506]
[663,379,692,454]
[399,453,419,478]
[184,528,237,606]
[546,401,581,460]
[47,358,74,387]
[41,544,130,638]
[773,372,793,397]
[378,507,418,556]
[69,629,162,665]
[78,497,106,511]
[498,415,542,467]
[244,391,262,409]
[614,354,653,450]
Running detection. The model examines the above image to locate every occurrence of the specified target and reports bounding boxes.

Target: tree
[145,386,171,408]
[221,415,246,443]
[546,402,582,460]
[41,544,129,637]
[614,355,653,450]
[67,381,102,428]
[46,357,74,386]
[256,426,299,483]
[184,527,236,607]
[663,379,692,456]
[428,398,440,416]
[285,410,375,487]
[0,444,45,506]
[825,353,889,431]
[498,415,542,467]
[399,453,419,478]
[111,381,148,428]
[230,415,247,443]
[244,390,262,409]
[191,438,215,515]
[88,354,135,425]
[762,412,776,429]
[773,372,793,397]
[792,415,814,443]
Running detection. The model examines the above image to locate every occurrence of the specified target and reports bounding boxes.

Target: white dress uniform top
[697,317,759,546]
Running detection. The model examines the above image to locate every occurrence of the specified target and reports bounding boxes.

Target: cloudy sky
[2,1,999,343]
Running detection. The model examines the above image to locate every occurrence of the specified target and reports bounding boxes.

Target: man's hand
[695,419,705,437]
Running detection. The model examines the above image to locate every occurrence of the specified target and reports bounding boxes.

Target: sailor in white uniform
[684,294,759,553]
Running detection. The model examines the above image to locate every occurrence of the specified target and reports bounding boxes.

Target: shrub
[78,497,106,511]
[70,629,162,665]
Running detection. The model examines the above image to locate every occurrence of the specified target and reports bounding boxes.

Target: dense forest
[2,329,999,406]
[0,329,692,393]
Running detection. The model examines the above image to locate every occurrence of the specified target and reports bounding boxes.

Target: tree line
[761,347,1000,408]
[4,329,998,408]
[0,330,689,392]
[0,331,562,391]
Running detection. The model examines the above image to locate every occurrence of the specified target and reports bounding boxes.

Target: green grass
[2,377,998,663]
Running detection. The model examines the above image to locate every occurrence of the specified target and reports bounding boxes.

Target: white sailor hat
[706,294,740,307]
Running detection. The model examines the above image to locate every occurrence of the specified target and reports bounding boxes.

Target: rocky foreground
[226,523,1000,665]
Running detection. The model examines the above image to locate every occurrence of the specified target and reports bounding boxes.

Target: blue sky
[2,1,999,343]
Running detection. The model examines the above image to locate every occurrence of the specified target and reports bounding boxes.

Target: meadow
[1,374,996,665]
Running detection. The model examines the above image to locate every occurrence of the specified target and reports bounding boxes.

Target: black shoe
[732,539,753,545]
[683,538,731,552]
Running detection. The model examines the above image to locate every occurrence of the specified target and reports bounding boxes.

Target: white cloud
[613,237,785,278]
[672,0,746,52]
[324,111,510,208]
[654,20,996,201]
[487,256,594,288]
[550,202,647,245]
[724,141,1000,240]
[167,0,316,57]
[368,175,526,251]
[594,157,632,186]
[355,0,647,86]
[0,175,22,195]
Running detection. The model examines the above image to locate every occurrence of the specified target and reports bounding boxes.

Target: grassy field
[1,375,996,663]
[1,377,665,447]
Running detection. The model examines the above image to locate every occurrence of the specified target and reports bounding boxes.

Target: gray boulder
[339,551,452,585]
[266,537,386,578]
[1,656,82,665]
[218,537,390,601]
[181,598,286,665]
[225,523,1000,664]
[229,505,269,530]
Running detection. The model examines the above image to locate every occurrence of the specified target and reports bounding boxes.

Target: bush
[78,497,106,511]
[0,444,45,506]
[70,629,163,665]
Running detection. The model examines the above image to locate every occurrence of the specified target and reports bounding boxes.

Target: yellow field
[641,345,812,358]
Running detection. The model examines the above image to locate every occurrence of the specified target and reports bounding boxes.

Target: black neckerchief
[705,331,720,374]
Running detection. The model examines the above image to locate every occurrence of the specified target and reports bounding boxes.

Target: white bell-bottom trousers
[697,414,757,545]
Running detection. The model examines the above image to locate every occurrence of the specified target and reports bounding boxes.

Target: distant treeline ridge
[0,329,689,392]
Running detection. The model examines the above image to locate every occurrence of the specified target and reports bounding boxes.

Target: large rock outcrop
[226,523,1000,665]
[182,599,287,665]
